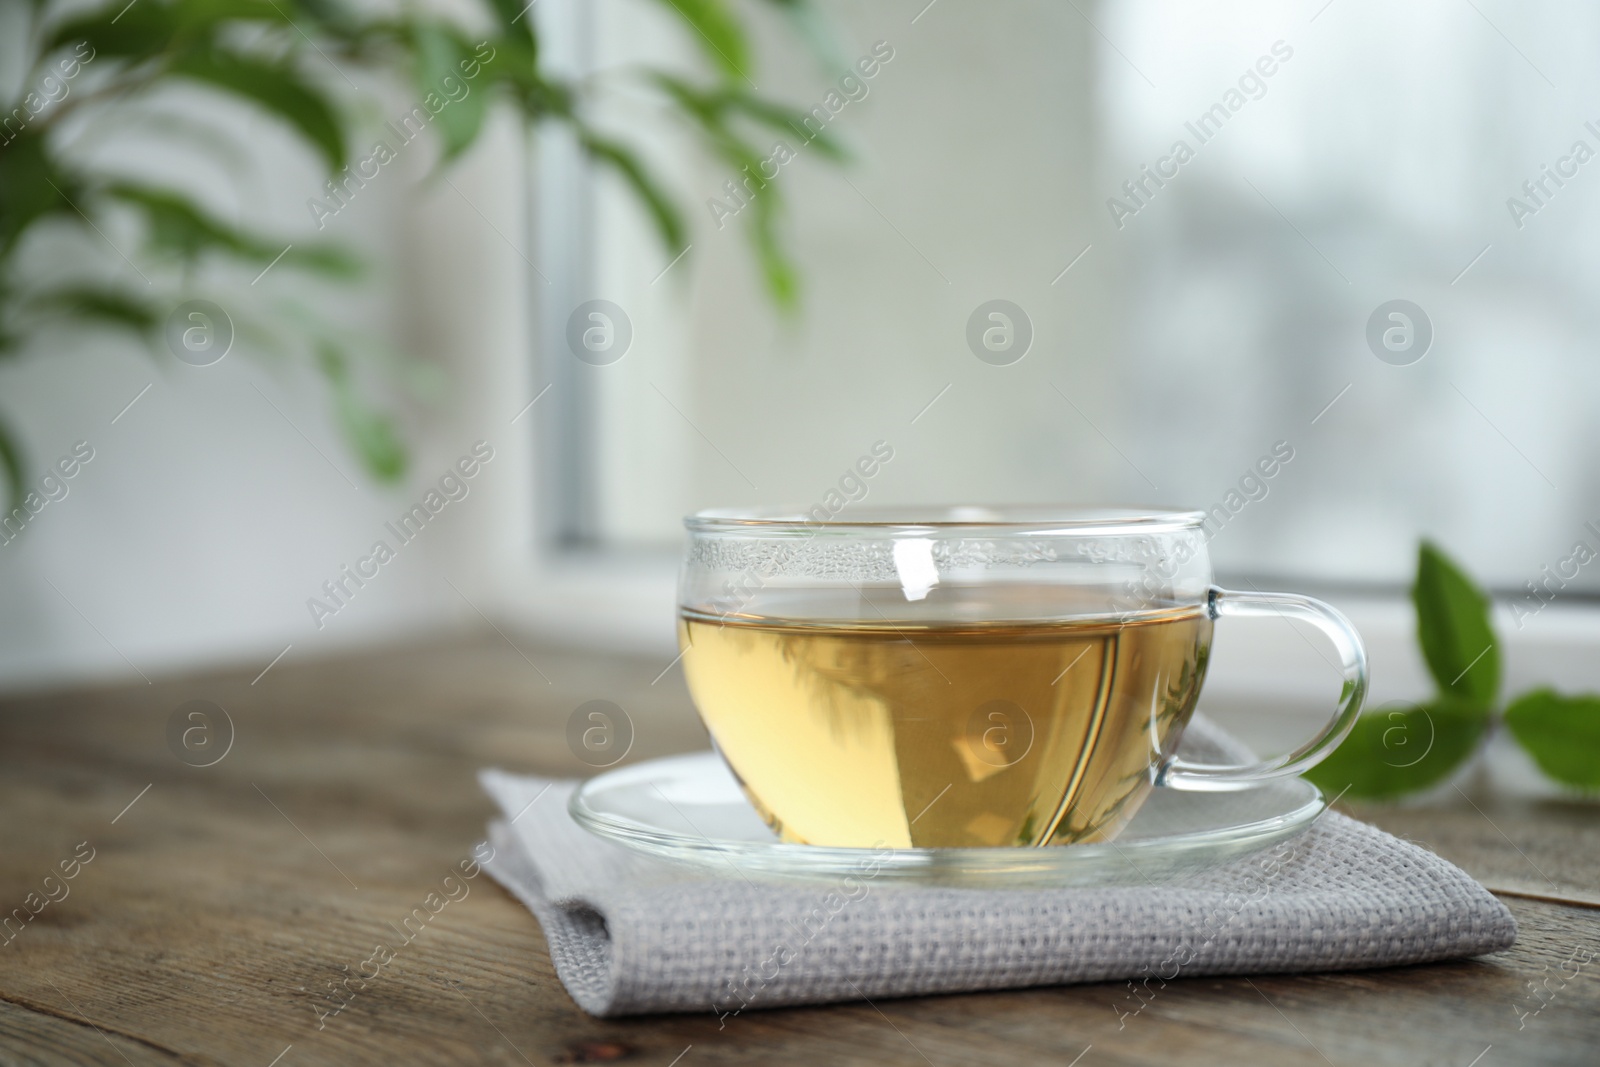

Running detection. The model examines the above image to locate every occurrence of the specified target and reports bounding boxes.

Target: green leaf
[750,207,797,309]
[1413,540,1500,707]
[284,242,364,278]
[34,285,160,333]
[169,50,346,171]
[0,131,78,259]
[643,73,812,307]
[654,0,749,83]
[723,89,847,162]
[650,74,848,163]
[476,37,551,108]
[413,23,489,163]
[104,183,242,261]
[0,414,23,517]
[1304,700,1492,801]
[48,0,285,57]
[317,344,406,482]
[481,0,536,39]
[48,3,184,58]
[102,182,358,276]
[1504,688,1600,790]
[578,132,686,253]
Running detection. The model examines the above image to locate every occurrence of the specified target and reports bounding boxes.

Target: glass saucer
[569,751,1325,888]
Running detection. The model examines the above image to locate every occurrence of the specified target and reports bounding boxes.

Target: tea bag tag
[892,538,940,601]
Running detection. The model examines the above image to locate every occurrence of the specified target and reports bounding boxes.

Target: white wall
[0,81,545,692]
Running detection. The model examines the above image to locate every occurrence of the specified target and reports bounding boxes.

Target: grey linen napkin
[479,715,1516,1018]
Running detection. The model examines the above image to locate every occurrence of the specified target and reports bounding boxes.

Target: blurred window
[546,0,1598,599]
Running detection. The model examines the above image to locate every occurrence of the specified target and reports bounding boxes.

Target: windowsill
[488,544,1600,802]
[499,548,1600,712]
[498,545,681,656]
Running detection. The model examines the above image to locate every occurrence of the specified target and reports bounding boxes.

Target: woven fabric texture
[479,717,1516,1018]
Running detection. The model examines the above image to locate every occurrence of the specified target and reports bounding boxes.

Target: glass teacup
[677,507,1366,849]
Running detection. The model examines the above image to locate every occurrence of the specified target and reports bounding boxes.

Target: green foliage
[0,132,75,261]
[1309,541,1600,800]
[318,344,406,482]
[33,286,161,335]
[1504,689,1600,790]
[649,73,845,306]
[654,0,751,82]
[578,133,687,254]
[168,50,348,171]
[0,0,837,509]
[102,183,359,272]
[412,23,489,163]
[1413,540,1500,706]
[1306,699,1491,801]
[0,420,22,517]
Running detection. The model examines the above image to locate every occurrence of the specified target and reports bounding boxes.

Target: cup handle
[1156,586,1368,792]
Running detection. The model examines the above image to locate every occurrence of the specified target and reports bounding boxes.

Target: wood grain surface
[0,633,1595,1067]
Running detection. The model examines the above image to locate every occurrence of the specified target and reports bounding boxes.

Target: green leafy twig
[1306,541,1600,799]
[0,0,840,513]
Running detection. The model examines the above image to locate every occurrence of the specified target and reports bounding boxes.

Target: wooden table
[1,633,1595,1066]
